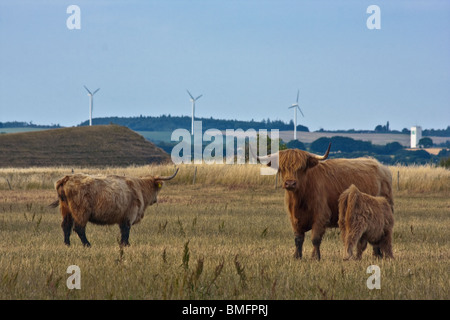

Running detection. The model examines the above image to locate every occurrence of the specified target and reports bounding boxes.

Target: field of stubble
[0,164,449,300]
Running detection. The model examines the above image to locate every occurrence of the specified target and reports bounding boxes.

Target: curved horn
[249,145,279,163]
[158,168,179,181]
[257,153,279,163]
[310,143,331,160]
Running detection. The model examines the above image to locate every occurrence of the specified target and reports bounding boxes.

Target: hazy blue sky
[0,0,449,131]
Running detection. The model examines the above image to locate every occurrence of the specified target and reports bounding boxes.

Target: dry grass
[392,164,450,194]
[0,163,449,194]
[0,164,449,300]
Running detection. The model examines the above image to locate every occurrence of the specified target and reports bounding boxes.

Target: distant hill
[0,125,171,167]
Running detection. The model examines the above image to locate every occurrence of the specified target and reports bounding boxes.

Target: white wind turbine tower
[187,90,202,135]
[289,89,304,140]
[84,85,100,126]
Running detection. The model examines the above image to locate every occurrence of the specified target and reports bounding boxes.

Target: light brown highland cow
[50,168,178,247]
[338,184,394,260]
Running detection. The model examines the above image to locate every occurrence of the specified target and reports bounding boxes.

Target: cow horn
[158,168,179,180]
[249,145,279,165]
[257,153,279,163]
[310,143,331,160]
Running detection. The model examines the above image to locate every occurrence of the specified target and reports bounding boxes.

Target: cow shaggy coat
[338,184,394,260]
[258,144,393,260]
[50,169,178,247]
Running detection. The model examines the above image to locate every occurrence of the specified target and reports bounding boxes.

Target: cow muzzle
[283,180,297,190]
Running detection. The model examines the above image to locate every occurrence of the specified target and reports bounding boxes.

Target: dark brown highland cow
[338,184,394,260]
[50,169,178,247]
[256,144,393,260]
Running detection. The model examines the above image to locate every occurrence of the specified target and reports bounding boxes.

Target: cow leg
[294,233,304,259]
[379,230,394,259]
[74,224,91,247]
[344,242,354,261]
[61,214,74,246]
[344,232,356,260]
[356,236,368,260]
[311,226,326,261]
[372,244,383,258]
[119,221,131,246]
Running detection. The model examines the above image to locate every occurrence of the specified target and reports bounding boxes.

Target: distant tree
[374,124,389,133]
[384,142,403,154]
[423,126,450,137]
[286,140,306,150]
[418,137,433,148]
[310,136,372,153]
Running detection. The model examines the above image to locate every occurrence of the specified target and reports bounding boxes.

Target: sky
[0,0,449,132]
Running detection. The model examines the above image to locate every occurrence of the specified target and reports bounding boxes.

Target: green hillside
[0,125,171,167]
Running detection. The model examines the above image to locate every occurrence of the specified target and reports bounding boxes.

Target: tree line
[77,115,310,132]
[158,135,449,167]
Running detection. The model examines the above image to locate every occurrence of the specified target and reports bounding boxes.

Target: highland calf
[338,184,394,260]
[50,168,178,247]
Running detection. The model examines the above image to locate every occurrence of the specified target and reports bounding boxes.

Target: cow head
[150,168,179,204]
[258,143,331,191]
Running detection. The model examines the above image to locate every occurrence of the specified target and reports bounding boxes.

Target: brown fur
[276,148,393,260]
[338,184,394,260]
[52,172,169,246]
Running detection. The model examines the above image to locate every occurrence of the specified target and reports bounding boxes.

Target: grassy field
[0,164,449,300]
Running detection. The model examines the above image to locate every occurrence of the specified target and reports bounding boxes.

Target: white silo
[410,126,422,148]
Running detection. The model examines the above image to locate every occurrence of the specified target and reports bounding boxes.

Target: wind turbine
[289,89,304,140]
[84,85,100,126]
[187,90,202,135]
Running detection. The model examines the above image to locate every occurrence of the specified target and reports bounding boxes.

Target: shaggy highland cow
[50,168,178,247]
[338,184,394,260]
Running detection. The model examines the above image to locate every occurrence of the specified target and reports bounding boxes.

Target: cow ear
[154,180,164,190]
[307,156,319,169]
[266,161,271,167]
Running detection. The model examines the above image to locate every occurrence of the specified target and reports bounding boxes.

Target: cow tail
[345,186,360,228]
[49,200,59,208]
[339,185,359,242]
[338,189,350,242]
[49,176,70,208]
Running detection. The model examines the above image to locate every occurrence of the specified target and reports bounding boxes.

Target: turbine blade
[195,94,203,100]
[93,88,100,95]
[84,85,92,95]
[298,107,304,117]
[187,90,194,100]
[296,90,299,103]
